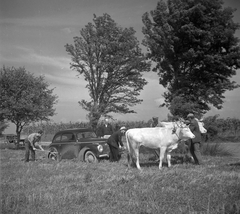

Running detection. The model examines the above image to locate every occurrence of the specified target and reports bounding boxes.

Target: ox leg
[166,152,171,167]
[135,148,141,170]
[127,153,135,168]
[159,147,166,169]
[127,153,131,168]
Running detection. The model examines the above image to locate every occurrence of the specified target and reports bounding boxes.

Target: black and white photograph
[1,0,240,213]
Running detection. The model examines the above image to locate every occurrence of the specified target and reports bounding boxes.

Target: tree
[168,95,202,118]
[0,66,58,143]
[65,13,150,129]
[0,111,9,136]
[142,0,240,116]
[0,121,8,136]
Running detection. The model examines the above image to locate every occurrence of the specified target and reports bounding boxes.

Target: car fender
[78,147,91,161]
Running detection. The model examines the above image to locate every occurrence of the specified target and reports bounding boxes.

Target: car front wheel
[84,151,98,163]
[48,147,61,161]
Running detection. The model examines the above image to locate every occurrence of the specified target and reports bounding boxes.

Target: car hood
[49,138,108,145]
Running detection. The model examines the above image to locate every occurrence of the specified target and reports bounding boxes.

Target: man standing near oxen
[107,127,126,162]
[187,113,203,165]
[24,130,44,162]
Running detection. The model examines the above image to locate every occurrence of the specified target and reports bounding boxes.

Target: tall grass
[201,143,233,157]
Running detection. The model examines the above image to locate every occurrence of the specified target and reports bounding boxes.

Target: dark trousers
[189,141,203,165]
[25,140,35,162]
[109,145,120,162]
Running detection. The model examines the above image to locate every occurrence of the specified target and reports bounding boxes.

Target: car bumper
[98,154,109,158]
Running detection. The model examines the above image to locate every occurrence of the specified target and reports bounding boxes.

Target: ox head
[173,120,189,129]
[198,120,207,134]
[177,126,195,141]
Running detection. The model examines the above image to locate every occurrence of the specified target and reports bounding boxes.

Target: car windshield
[77,131,97,139]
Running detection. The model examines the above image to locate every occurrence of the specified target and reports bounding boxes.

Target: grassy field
[1,143,240,214]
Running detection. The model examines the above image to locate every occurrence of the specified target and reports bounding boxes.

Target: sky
[1,0,240,134]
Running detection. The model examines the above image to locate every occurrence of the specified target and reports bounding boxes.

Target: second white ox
[158,119,207,134]
[126,125,195,170]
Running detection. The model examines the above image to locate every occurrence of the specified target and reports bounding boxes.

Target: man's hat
[187,113,194,118]
[120,126,126,131]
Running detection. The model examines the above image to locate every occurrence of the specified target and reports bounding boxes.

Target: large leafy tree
[65,14,150,129]
[0,66,58,143]
[0,112,8,136]
[142,0,240,117]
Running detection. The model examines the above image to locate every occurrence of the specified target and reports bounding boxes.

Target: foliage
[22,115,240,142]
[23,121,90,140]
[1,149,240,214]
[203,115,240,141]
[168,95,202,118]
[0,121,8,136]
[65,13,150,129]
[0,109,9,136]
[22,120,152,141]
[0,66,58,142]
[142,0,240,116]
[0,118,8,137]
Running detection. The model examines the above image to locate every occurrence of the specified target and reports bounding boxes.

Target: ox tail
[125,130,133,168]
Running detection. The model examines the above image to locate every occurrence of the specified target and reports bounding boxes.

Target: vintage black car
[48,128,110,163]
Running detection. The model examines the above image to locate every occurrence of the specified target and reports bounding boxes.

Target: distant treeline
[22,115,240,142]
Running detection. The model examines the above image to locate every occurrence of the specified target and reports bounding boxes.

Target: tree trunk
[15,124,23,149]
[89,112,101,134]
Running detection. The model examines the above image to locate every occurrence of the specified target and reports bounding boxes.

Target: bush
[203,115,240,142]
[22,116,240,143]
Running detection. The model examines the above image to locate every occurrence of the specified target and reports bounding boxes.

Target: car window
[85,132,97,138]
[61,133,75,141]
[77,131,96,139]
[77,131,97,140]
[77,133,84,140]
[53,134,61,142]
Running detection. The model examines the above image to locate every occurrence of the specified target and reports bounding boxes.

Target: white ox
[158,119,207,134]
[126,125,195,170]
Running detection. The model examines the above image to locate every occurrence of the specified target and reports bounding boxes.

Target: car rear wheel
[84,151,98,163]
[48,147,61,161]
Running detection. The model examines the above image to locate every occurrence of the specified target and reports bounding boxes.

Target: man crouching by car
[24,130,44,162]
[107,127,126,162]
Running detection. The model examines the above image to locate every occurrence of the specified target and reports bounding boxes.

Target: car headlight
[97,145,103,152]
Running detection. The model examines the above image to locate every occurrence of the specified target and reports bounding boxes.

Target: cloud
[15,46,71,69]
[61,27,72,34]
[0,46,88,90]
[154,97,165,106]
[0,11,91,29]
[1,46,70,69]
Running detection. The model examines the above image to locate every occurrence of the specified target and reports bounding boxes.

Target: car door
[59,132,78,159]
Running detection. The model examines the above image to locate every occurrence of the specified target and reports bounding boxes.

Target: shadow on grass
[9,147,25,150]
[0,144,49,151]
[125,155,188,169]
[227,162,240,167]
[0,143,24,150]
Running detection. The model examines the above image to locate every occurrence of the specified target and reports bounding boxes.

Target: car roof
[56,128,93,134]
[4,134,16,136]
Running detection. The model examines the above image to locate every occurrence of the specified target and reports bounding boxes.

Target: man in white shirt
[24,130,44,162]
